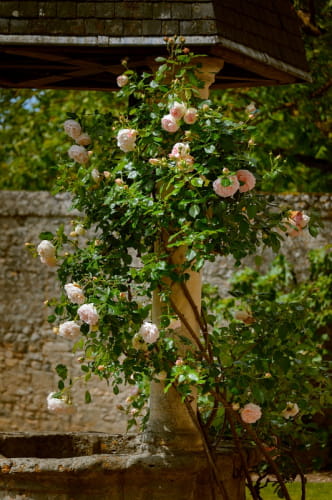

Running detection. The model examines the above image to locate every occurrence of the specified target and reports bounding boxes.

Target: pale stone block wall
[0,191,331,433]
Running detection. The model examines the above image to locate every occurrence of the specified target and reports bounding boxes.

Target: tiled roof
[0,1,310,90]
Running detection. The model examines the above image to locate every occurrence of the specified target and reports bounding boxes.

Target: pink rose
[116,74,129,87]
[169,142,190,160]
[213,176,240,198]
[236,169,256,193]
[91,168,102,183]
[139,321,159,344]
[281,402,299,419]
[78,303,99,326]
[64,119,81,139]
[47,393,75,414]
[117,129,137,152]
[64,283,85,304]
[178,155,194,168]
[285,211,310,237]
[183,107,198,125]
[37,240,57,267]
[149,158,160,165]
[169,101,187,120]
[70,224,86,238]
[68,145,89,164]
[59,321,81,339]
[234,310,255,324]
[240,403,262,424]
[246,102,256,114]
[155,370,167,381]
[132,333,148,351]
[161,114,180,133]
[75,133,91,146]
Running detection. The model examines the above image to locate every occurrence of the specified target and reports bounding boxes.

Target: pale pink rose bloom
[161,114,180,133]
[183,107,198,125]
[213,176,240,198]
[91,168,102,183]
[71,224,86,237]
[126,386,140,403]
[139,321,159,344]
[64,283,85,304]
[169,101,187,120]
[117,128,137,152]
[169,142,190,159]
[37,240,57,267]
[78,303,99,326]
[47,392,75,414]
[59,321,81,339]
[179,155,194,167]
[149,158,160,165]
[68,145,89,164]
[132,333,148,351]
[281,402,299,419]
[155,370,167,381]
[246,102,256,114]
[64,119,82,139]
[234,310,255,324]
[240,403,262,424]
[75,133,91,146]
[116,74,129,87]
[236,169,256,193]
[286,211,310,237]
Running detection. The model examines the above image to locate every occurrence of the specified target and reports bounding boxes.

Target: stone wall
[0,190,331,433]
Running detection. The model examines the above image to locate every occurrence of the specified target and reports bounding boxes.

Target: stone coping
[0,191,331,218]
[0,432,241,483]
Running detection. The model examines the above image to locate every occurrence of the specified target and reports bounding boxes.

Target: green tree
[0,89,115,190]
[218,0,332,192]
[0,0,330,193]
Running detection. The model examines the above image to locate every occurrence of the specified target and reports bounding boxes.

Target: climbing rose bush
[36,38,328,498]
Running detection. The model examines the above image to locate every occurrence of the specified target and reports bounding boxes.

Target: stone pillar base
[0,433,245,500]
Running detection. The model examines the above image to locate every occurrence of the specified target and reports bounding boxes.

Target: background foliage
[0,0,331,192]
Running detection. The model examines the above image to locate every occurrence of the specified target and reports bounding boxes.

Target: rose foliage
[37,40,329,498]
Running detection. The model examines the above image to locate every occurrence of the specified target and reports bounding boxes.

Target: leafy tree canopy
[218,0,332,193]
[0,0,330,192]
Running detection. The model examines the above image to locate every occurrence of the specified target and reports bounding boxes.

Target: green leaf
[85,390,92,404]
[190,177,204,188]
[204,145,216,154]
[189,205,200,218]
[186,248,197,261]
[56,364,68,380]
[39,231,54,240]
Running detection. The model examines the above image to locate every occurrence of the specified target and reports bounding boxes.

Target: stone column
[145,245,203,450]
[144,59,224,451]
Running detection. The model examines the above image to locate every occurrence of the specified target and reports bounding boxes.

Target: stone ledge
[0,432,245,500]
